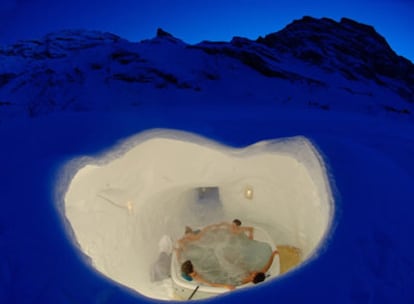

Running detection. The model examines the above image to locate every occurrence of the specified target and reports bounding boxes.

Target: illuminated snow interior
[64,129,334,300]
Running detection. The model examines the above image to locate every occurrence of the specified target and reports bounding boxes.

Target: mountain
[0,16,413,121]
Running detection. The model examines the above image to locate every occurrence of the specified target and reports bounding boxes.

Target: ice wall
[63,129,334,299]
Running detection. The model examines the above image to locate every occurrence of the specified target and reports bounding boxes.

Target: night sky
[0,0,413,62]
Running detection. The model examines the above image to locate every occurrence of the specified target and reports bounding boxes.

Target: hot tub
[171,224,280,300]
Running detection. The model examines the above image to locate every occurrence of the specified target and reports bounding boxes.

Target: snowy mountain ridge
[0,16,413,120]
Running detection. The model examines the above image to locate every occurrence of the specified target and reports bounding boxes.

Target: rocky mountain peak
[256,16,413,98]
[257,16,393,56]
[156,28,174,38]
[150,28,184,44]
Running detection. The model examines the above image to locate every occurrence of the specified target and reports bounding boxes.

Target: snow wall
[63,129,334,300]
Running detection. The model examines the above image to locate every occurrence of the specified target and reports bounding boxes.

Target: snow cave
[63,129,334,300]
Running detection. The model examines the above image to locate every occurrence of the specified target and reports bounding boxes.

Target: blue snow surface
[1,104,414,304]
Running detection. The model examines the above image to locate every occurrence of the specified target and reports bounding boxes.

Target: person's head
[252,272,266,284]
[232,219,242,227]
[181,260,194,275]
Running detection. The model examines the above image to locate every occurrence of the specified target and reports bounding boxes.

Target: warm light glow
[244,186,254,200]
[127,201,133,214]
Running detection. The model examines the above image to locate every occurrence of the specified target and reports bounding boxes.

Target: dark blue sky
[0,0,413,62]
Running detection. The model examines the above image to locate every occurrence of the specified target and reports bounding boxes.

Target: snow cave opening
[63,129,334,300]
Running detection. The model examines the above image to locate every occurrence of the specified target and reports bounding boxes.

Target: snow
[1,106,414,303]
[1,25,412,121]
[63,130,333,300]
[1,20,414,303]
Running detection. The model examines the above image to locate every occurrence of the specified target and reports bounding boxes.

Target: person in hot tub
[181,260,235,290]
[217,231,279,286]
[176,226,202,260]
[214,219,254,239]
[176,219,252,257]
[181,219,253,241]
[240,249,279,285]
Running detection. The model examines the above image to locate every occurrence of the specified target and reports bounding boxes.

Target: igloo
[63,129,334,300]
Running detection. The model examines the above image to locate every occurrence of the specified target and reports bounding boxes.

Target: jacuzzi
[170,224,280,300]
